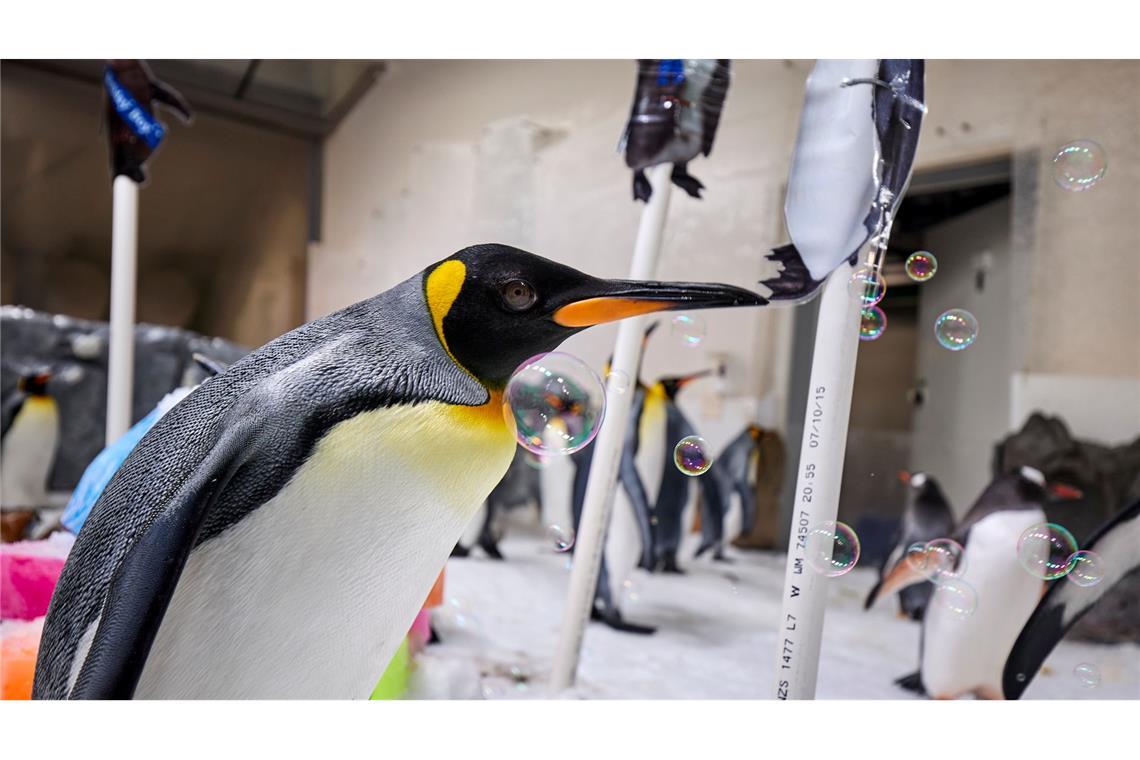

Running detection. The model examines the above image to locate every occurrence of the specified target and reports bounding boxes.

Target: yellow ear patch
[425,260,467,358]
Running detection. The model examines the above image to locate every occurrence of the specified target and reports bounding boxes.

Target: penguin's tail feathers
[894,671,926,695]
[863,578,885,610]
[758,244,825,303]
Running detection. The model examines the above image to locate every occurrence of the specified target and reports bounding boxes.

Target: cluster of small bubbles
[622,578,641,606]
[1074,662,1101,688]
[606,368,631,394]
[905,251,938,282]
[671,314,706,347]
[674,435,713,476]
[934,309,979,351]
[906,538,967,581]
[859,306,887,341]
[848,265,887,306]
[505,352,606,456]
[804,521,861,577]
[1017,523,1078,580]
[548,524,575,552]
[1052,140,1107,192]
[933,577,978,619]
[1065,550,1105,588]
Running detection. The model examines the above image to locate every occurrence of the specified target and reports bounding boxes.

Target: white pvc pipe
[549,163,673,693]
[772,260,863,700]
[106,175,139,445]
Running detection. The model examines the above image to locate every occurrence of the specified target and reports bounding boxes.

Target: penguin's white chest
[134,398,515,699]
[922,509,1046,699]
[1,398,60,509]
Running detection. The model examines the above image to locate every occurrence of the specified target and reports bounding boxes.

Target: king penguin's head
[423,244,766,389]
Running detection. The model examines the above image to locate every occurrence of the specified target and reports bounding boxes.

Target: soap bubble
[673,435,712,476]
[934,309,978,351]
[1065,550,1105,588]
[905,251,938,282]
[671,314,706,347]
[1017,523,1078,580]
[606,369,631,394]
[1053,140,1107,192]
[548,524,575,552]
[1074,662,1101,688]
[905,542,930,572]
[506,352,606,456]
[848,265,886,306]
[924,538,967,580]
[933,577,978,619]
[859,306,887,341]
[804,520,861,577]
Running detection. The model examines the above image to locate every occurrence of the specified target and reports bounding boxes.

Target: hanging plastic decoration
[620,59,731,202]
[760,59,927,303]
[104,59,192,183]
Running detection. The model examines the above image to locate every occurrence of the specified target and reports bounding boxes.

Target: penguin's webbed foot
[660,553,685,574]
[670,162,705,198]
[712,551,733,564]
[894,671,926,695]
[759,244,824,302]
[693,541,714,559]
[428,625,442,645]
[600,609,657,636]
[479,540,505,560]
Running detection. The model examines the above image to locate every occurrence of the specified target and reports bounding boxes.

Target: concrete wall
[313,60,1140,494]
[1,65,311,348]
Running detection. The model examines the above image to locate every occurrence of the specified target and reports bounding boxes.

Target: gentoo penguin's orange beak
[553,279,766,327]
[874,557,927,602]
[1049,483,1084,501]
[897,470,911,484]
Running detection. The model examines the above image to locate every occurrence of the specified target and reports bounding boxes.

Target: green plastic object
[370,638,411,700]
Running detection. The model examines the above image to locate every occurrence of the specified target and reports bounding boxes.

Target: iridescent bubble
[674,435,712,476]
[933,577,978,619]
[505,352,606,456]
[859,306,887,341]
[934,309,978,351]
[848,265,887,306]
[905,542,929,572]
[1053,140,1107,192]
[1074,662,1101,688]
[923,538,967,580]
[606,369,631,394]
[1017,523,1078,580]
[1065,550,1105,588]
[548,524,575,552]
[671,314,706,347]
[905,251,938,282]
[804,520,861,577]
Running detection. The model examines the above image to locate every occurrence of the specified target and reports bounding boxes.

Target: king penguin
[696,423,762,561]
[1,370,61,532]
[876,466,1083,699]
[33,244,764,699]
[863,471,954,621]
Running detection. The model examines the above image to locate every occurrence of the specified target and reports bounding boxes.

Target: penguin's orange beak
[553,279,766,328]
[898,470,912,484]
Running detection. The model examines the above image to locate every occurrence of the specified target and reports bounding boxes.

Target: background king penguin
[33,243,764,699]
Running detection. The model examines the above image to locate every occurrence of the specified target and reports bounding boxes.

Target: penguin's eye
[500,279,538,312]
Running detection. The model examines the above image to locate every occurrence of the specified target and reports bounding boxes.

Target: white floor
[410,522,1140,700]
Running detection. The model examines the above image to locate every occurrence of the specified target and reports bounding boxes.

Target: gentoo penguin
[621,59,731,202]
[1,370,60,526]
[864,471,955,620]
[760,59,925,302]
[1003,498,1140,698]
[452,447,541,560]
[878,466,1082,699]
[104,59,191,183]
[696,424,762,560]
[34,244,765,698]
[569,324,659,634]
[651,369,714,573]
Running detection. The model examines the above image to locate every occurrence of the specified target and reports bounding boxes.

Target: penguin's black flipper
[151,80,193,123]
[192,353,229,378]
[632,169,653,202]
[670,162,705,199]
[450,543,471,558]
[759,244,825,302]
[1003,498,1140,699]
[894,671,926,695]
[619,449,656,572]
[63,416,262,699]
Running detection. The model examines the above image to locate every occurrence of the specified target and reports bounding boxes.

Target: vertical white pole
[106,175,139,445]
[772,260,863,699]
[549,163,673,693]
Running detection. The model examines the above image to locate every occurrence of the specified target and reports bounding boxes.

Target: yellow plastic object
[370,637,410,700]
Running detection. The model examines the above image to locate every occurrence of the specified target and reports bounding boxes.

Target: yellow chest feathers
[302,391,517,518]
